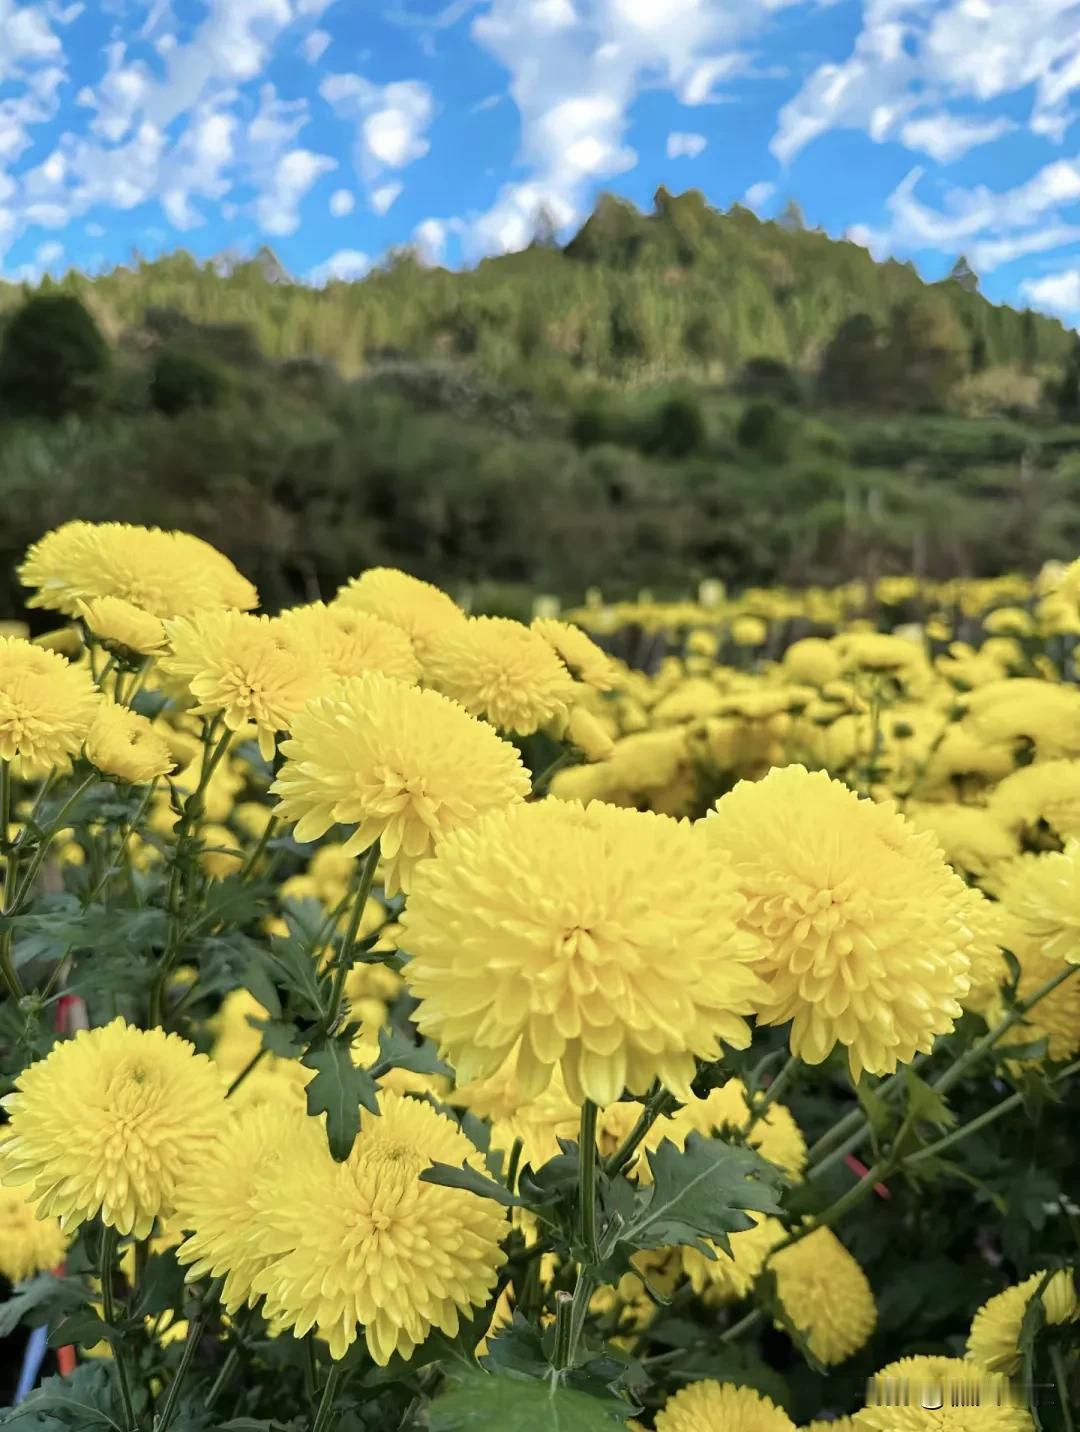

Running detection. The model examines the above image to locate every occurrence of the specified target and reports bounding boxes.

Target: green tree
[884,297,967,410]
[149,347,226,415]
[819,313,884,406]
[0,294,110,419]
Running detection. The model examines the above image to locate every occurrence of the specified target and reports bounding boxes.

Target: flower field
[0,521,1077,1430]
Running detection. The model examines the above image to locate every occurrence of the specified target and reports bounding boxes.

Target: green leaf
[0,1273,89,1338]
[428,1372,630,1431]
[242,955,282,1020]
[903,1071,956,1131]
[252,1016,306,1060]
[303,1037,379,1161]
[266,931,326,1019]
[0,1363,123,1429]
[420,1162,524,1207]
[133,1248,187,1318]
[47,1308,114,1349]
[627,1135,783,1256]
[371,1025,452,1080]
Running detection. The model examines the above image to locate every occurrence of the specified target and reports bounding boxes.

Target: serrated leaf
[47,1308,114,1349]
[627,1135,782,1256]
[251,1016,306,1060]
[420,1161,524,1206]
[0,1273,89,1338]
[266,932,326,1019]
[1,1363,123,1429]
[241,956,282,1020]
[371,1025,452,1080]
[133,1248,187,1318]
[303,1038,379,1161]
[903,1071,956,1131]
[428,1372,630,1430]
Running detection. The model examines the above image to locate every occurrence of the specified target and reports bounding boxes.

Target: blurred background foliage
[1,186,1079,620]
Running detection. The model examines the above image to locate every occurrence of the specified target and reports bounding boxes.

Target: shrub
[149,347,226,415]
[0,294,110,420]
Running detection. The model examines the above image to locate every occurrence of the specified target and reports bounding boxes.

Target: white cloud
[85,221,105,237]
[321,74,435,192]
[970,225,1080,273]
[743,179,775,211]
[34,238,62,266]
[774,0,1080,163]
[329,187,355,216]
[1021,268,1080,318]
[302,27,330,62]
[413,217,447,264]
[370,181,403,214]
[666,130,707,159]
[898,111,1016,164]
[307,248,372,285]
[78,42,153,142]
[255,146,336,234]
[0,0,61,86]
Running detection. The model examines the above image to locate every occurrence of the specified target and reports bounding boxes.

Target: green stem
[226,1047,268,1098]
[504,1138,524,1195]
[155,1284,219,1432]
[310,1362,344,1432]
[743,1054,799,1136]
[238,816,279,884]
[551,1291,574,1371]
[83,779,158,906]
[1051,1344,1076,1432]
[318,840,381,1038]
[577,1101,599,1261]
[304,1334,319,1406]
[719,1305,765,1345]
[100,1226,138,1432]
[603,1086,678,1178]
[7,772,100,914]
[204,1346,239,1412]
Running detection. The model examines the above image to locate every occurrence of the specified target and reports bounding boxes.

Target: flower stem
[551,1290,574,1370]
[719,1305,765,1344]
[577,1100,599,1260]
[1051,1344,1076,1432]
[742,1054,799,1137]
[155,1282,220,1432]
[99,1225,138,1432]
[226,1047,268,1099]
[603,1085,677,1178]
[8,772,100,914]
[504,1137,524,1195]
[311,1362,345,1432]
[319,840,380,1038]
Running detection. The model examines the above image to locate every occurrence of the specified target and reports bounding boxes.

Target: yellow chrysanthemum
[905,802,1017,883]
[20,521,257,619]
[251,1091,507,1363]
[271,671,530,894]
[0,1185,68,1283]
[199,822,244,879]
[802,1420,856,1432]
[681,1212,787,1303]
[676,1079,807,1182]
[0,637,101,775]
[769,1227,876,1365]
[278,602,421,686]
[655,1379,796,1431]
[1,1018,228,1237]
[85,702,175,784]
[161,611,319,761]
[996,842,1080,966]
[595,1098,682,1180]
[705,766,973,1080]
[782,637,842,688]
[77,595,168,656]
[957,888,1008,1016]
[859,1356,1031,1431]
[401,799,765,1104]
[531,618,616,691]
[423,616,579,735]
[967,1270,1079,1374]
[335,566,465,664]
[176,1103,322,1314]
[989,760,1080,845]
[451,1060,580,1172]
[989,919,1080,1063]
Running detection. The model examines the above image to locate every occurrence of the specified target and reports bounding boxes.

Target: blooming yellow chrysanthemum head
[85,702,175,784]
[769,1225,876,1365]
[858,1355,1032,1431]
[677,1078,807,1181]
[278,602,421,687]
[176,1103,322,1314]
[161,611,319,761]
[705,765,973,1080]
[654,1379,796,1431]
[967,1269,1078,1374]
[423,616,579,735]
[20,521,257,619]
[1,1018,228,1238]
[335,566,465,665]
[77,596,168,657]
[531,618,617,691]
[681,1211,787,1303]
[0,637,101,776]
[271,671,530,894]
[401,798,766,1104]
[0,1184,68,1284]
[251,1090,507,1363]
[997,841,1080,966]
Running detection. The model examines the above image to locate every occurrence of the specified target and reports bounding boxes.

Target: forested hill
[0,188,1079,617]
[0,187,1071,385]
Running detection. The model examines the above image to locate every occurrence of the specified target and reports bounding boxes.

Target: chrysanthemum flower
[20,521,257,619]
[161,611,319,761]
[176,1104,321,1314]
[251,1091,507,1363]
[989,759,1080,845]
[967,1270,1078,1374]
[401,799,765,1104]
[859,1355,1032,1431]
[0,1185,67,1284]
[0,637,101,776]
[654,1379,796,1431]
[997,842,1080,966]
[961,679,1080,762]
[676,1078,807,1181]
[988,920,1080,1063]
[335,567,465,665]
[531,618,616,691]
[451,1060,580,1172]
[681,1212,787,1303]
[85,702,174,784]
[199,822,244,879]
[271,671,530,894]
[905,802,1016,884]
[782,637,841,688]
[705,766,973,1080]
[803,1420,856,1432]
[769,1226,876,1366]
[957,888,1008,1016]
[595,1098,682,1180]
[77,596,167,657]
[1,1018,228,1237]
[278,602,421,687]
[423,616,579,735]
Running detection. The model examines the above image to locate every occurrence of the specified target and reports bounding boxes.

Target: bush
[149,347,226,415]
[736,399,798,461]
[638,393,707,458]
[0,294,110,420]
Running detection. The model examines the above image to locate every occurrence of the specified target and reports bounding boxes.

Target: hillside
[0,188,1078,617]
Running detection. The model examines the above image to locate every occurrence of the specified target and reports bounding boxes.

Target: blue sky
[2,0,1080,322]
